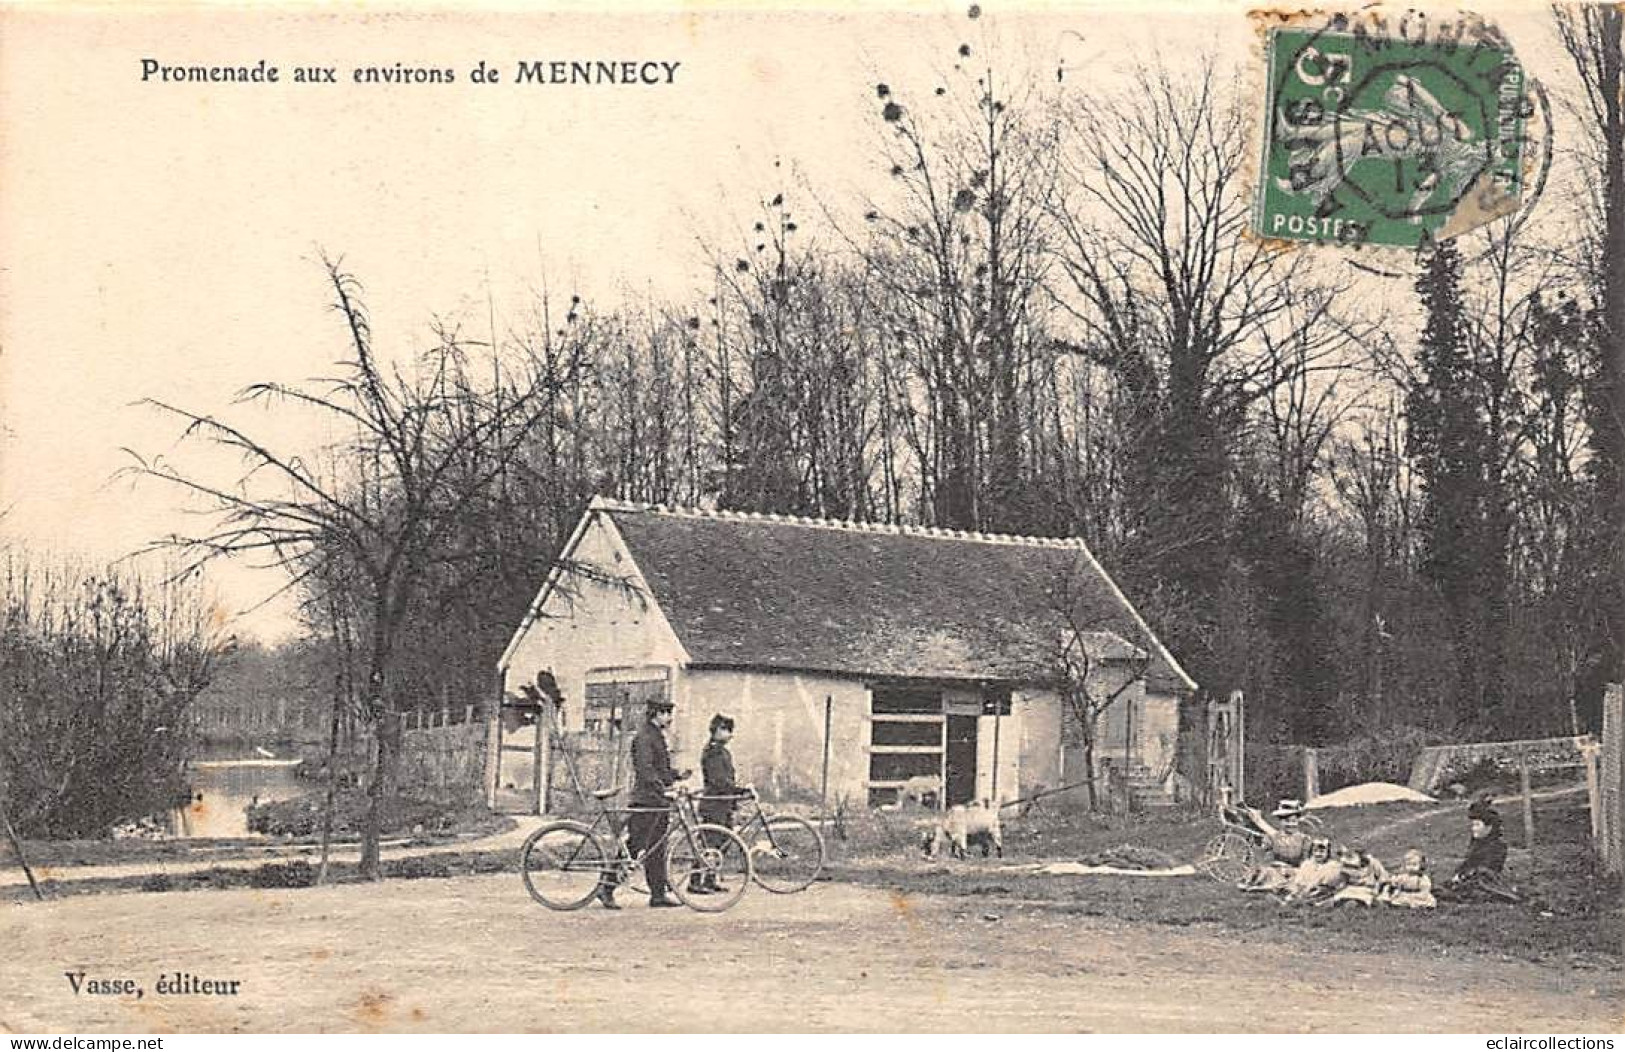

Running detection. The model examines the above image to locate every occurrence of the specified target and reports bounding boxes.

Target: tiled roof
[593,499,1195,692]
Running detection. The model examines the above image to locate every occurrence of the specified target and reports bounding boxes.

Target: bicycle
[519,784,754,912]
[1196,801,1324,884]
[712,787,826,894]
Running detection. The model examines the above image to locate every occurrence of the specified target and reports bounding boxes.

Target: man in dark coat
[693,714,750,894]
[598,697,688,909]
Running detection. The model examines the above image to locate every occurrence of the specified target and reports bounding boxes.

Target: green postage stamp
[1254,12,1542,250]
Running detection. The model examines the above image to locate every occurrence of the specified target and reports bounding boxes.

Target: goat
[921,800,1003,860]
[898,774,943,810]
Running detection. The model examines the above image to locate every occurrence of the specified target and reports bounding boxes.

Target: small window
[871,687,942,715]
[582,671,669,737]
[870,751,943,782]
[868,685,945,807]
[868,787,901,808]
[872,721,943,747]
[582,684,627,737]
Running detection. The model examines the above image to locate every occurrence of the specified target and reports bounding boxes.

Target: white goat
[922,800,1004,860]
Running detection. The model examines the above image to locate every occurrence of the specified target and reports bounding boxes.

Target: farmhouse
[489,497,1197,813]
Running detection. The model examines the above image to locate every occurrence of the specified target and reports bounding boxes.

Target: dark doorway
[944,714,978,805]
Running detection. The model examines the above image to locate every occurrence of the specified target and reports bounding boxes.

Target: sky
[0,0,1576,644]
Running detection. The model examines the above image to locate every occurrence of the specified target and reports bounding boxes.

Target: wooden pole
[1582,739,1603,843]
[0,795,43,901]
[820,695,833,813]
[1231,690,1247,804]
[1303,747,1320,802]
[991,695,1002,804]
[536,700,551,816]
[1517,747,1536,851]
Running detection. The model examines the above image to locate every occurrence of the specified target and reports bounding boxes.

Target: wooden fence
[1407,736,1593,794]
[317,705,488,799]
[396,712,487,797]
[543,728,633,813]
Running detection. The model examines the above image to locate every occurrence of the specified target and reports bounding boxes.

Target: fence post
[1303,746,1320,802]
[820,695,832,815]
[1582,738,1602,842]
[536,702,551,816]
[1607,684,1623,874]
[1517,747,1536,851]
[1234,690,1246,804]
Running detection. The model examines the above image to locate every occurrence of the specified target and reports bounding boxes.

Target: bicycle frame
[560,791,711,877]
[727,793,783,847]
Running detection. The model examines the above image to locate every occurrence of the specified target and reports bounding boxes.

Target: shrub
[246,788,493,839]
[246,860,316,888]
[0,557,220,838]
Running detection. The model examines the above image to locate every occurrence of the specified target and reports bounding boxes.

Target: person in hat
[1237,800,1314,892]
[691,713,750,895]
[596,696,690,909]
[1438,797,1521,903]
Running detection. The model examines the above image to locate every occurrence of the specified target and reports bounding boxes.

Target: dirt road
[3,876,1619,1032]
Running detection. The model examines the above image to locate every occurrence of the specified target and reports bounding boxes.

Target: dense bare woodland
[4,8,1620,864]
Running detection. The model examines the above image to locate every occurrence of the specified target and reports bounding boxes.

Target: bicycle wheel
[520,821,610,910]
[746,814,826,894]
[1196,831,1256,885]
[667,823,753,913]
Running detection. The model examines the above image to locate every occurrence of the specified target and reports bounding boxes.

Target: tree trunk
[359,709,401,880]
[1602,9,1625,689]
[315,685,345,886]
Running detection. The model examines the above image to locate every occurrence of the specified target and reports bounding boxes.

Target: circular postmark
[1253,7,1551,266]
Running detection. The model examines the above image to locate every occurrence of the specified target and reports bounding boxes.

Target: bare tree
[129,255,575,878]
[1554,3,1625,686]
[852,23,1062,531]
[1042,562,1152,812]
[1048,56,1364,649]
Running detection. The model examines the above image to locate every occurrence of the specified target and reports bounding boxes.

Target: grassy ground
[4,847,524,901]
[822,788,1623,967]
[8,784,1617,972]
[14,811,514,869]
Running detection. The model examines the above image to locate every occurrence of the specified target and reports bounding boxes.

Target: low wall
[1408,736,1592,794]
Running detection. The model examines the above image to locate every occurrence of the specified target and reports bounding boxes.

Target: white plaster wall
[1014,687,1063,799]
[502,514,686,731]
[678,669,870,805]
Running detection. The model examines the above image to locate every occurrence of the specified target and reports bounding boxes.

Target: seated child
[1328,843,1388,907]
[1281,837,1345,905]
[1377,849,1437,910]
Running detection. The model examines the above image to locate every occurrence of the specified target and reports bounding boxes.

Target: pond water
[174,758,307,838]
